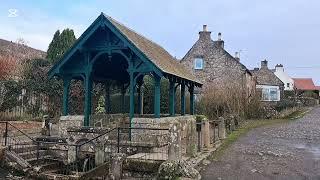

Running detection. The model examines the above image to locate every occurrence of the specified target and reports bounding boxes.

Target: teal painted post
[121,84,125,114]
[129,73,135,119]
[154,75,161,118]
[189,84,195,115]
[62,78,71,116]
[169,80,175,116]
[137,84,143,115]
[105,82,111,114]
[181,82,186,116]
[84,74,92,126]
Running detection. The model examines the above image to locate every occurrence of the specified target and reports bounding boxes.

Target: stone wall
[132,115,197,157]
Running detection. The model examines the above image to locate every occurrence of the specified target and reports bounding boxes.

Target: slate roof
[104,14,201,84]
[292,78,316,90]
[250,67,284,86]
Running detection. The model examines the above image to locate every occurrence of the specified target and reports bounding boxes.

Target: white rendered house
[273,64,294,91]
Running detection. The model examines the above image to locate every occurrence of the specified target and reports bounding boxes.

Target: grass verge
[210,107,310,160]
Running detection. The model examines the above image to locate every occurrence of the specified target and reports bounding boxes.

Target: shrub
[197,84,248,120]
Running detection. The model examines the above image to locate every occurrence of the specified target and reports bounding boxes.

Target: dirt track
[201,107,320,180]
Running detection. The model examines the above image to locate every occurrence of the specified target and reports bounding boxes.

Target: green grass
[211,108,310,160]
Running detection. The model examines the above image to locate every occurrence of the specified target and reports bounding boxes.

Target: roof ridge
[103,14,173,58]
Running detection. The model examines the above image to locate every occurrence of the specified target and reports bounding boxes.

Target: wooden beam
[169,79,175,116]
[181,81,186,116]
[154,74,161,118]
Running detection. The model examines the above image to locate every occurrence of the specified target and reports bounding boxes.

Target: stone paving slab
[127,152,168,161]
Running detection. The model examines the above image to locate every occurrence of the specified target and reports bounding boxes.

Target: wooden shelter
[49,13,202,126]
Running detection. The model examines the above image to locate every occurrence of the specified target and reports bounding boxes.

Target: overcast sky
[0,0,319,84]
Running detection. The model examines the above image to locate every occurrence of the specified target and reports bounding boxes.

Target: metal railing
[1,121,171,177]
[209,120,221,145]
[0,121,36,147]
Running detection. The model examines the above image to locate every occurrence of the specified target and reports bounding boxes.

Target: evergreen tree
[46,30,60,63]
[47,29,76,64]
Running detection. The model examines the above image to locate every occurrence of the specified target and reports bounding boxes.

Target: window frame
[257,85,280,102]
[194,58,204,70]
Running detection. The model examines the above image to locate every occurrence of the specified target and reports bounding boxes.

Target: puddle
[293,143,320,160]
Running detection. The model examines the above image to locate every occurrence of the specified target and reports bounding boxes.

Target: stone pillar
[218,117,226,139]
[168,123,181,160]
[230,116,236,131]
[109,153,126,180]
[58,115,84,137]
[0,146,6,166]
[95,143,105,166]
[201,120,210,149]
[67,145,77,163]
[186,120,197,157]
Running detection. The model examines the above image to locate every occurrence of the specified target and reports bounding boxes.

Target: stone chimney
[234,52,240,61]
[275,64,284,72]
[216,32,224,49]
[199,25,211,41]
[261,59,268,69]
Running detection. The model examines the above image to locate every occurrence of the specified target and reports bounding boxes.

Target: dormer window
[194,58,203,70]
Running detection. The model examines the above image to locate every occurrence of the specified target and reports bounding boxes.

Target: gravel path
[201,107,320,180]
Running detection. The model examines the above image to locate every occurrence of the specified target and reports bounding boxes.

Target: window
[269,88,278,101]
[287,83,290,88]
[194,58,203,70]
[261,87,280,101]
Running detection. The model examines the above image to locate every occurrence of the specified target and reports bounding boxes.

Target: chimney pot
[203,25,207,32]
[234,52,240,61]
[235,52,239,58]
[218,32,222,40]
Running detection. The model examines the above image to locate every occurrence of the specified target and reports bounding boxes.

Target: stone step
[35,161,61,173]
[26,155,56,165]
[17,150,48,159]
[11,144,38,154]
[39,171,81,180]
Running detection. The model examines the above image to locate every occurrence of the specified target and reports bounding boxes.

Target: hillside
[0,38,46,79]
[0,38,46,61]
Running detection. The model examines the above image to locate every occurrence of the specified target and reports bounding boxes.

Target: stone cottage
[251,60,284,102]
[273,64,294,91]
[180,25,255,99]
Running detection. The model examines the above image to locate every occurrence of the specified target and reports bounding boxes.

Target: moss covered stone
[157,160,200,180]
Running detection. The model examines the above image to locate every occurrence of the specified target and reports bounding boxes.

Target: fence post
[196,122,201,152]
[213,122,216,143]
[168,123,181,160]
[36,141,40,161]
[202,120,210,149]
[4,122,8,146]
[218,117,226,139]
[117,128,120,153]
